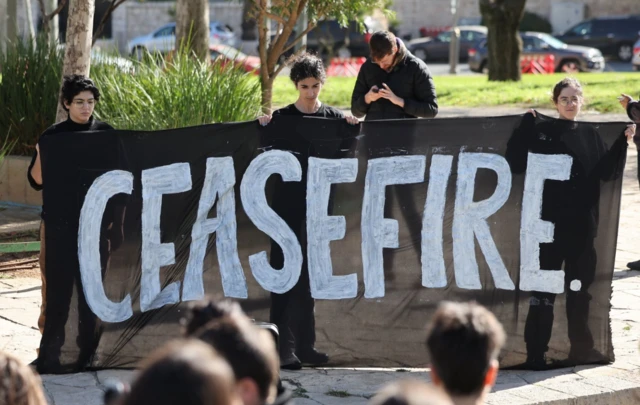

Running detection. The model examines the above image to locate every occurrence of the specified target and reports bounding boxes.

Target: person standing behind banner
[350,30,438,121]
[258,53,359,370]
[618,93,640,270]
[506,78,635,370]
[28,75,114,336]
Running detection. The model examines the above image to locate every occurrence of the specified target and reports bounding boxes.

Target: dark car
[555,16,640,62]
[276,17,384,61]
[407,26,487,62]
[468,32,604,73]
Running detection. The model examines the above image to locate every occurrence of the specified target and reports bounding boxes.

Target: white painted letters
[182,157,247,302]
[141,163,192,312]
[240,150,303,294]
[361,156,426,298]
[307,157,358,299]
[78,171,133,323]
[519,153,572,293]
[452,153,515,290]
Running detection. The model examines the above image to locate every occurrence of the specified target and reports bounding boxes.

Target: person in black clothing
[28,75,122,372]
[258,53,359,370]
[350,30,438,121]
[506,78,634,369]
[350,30,436,280]
[618,93,640,270]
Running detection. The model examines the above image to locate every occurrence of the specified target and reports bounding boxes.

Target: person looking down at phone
[350,30,438,121]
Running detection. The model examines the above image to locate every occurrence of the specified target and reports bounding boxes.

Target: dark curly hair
[288,52,326,85]
[60,74,101,111]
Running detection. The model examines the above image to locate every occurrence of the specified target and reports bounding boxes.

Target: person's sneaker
[627,260,640,270]
[296,348,329,365]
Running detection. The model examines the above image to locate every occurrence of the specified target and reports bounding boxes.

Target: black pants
[269,235,316,360]
[38,224,110,373]
[524,225,596,359]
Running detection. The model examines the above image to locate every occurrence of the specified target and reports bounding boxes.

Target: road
[426,60,636,76]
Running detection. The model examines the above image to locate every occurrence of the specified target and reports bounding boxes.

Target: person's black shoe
[296,348,329,365]
[524,353,547,371]
[280,355,302,370]
[627,260,640,270]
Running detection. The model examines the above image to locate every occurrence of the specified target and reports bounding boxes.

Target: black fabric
[351,40,438,120]
[274,103,345,119]
[27,116,115,219]
[37,114,626,373]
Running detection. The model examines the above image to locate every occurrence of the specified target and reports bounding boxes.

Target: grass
[282,379,309,399]
[272,73,639,113]
[325,389,353,398]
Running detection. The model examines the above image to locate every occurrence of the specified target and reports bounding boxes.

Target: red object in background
[210,44,261,75]
[521,54,555,74]
[327,57,366,77]
[634,46,640,56]
[419,26,450,38]
[468,48,477,57]
[364,33,372,43]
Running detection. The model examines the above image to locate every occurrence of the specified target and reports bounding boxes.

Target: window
[154,26,175,38]
[460,30,485,42]
[437,31,452,43]
[570,22,591,36]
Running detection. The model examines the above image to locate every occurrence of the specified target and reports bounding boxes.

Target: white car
[127,22,237,59]
[632,37,640,71]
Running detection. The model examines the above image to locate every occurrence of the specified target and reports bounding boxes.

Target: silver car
[468,32,604,73]
[127,22,237,59]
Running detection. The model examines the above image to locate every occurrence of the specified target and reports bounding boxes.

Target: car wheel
[617,43,633,62]
[560,59,580,73]
[413,48,428,61]
[480,61,488,74]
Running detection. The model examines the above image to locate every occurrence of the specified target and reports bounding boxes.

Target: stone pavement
[1,107,639,405]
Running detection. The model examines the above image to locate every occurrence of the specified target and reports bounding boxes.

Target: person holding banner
[507,78,635,369]
[27,75,121,371]
[618,93,640,270]
[258,53,358,370]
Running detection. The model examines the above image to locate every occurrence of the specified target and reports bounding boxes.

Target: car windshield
[538,34,567,49]
[213,46,247,60]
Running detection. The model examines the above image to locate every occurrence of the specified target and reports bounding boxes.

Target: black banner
[37,114,627,373]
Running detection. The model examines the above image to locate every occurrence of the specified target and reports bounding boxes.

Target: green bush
[0,36,63,156]
[519,11,553,33]
[92,49,262,130]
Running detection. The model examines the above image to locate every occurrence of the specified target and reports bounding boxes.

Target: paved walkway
[1,107,639,404]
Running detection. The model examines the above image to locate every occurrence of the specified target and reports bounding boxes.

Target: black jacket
[350,40,438,121]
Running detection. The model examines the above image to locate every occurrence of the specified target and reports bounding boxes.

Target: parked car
[468,32,605,73]
[407,26,487,62]
[555,16,640,62]
[128,22,238,59]
[277,16,385,62]
[633,36,640,71]
[210,44,260,74]
[57,44,134,72]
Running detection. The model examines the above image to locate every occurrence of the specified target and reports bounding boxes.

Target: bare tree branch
[273,45,306,77]
[37,0,67,33]
[280,21,315,55]
[92,0,128,45]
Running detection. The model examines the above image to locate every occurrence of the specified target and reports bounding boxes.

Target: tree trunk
[24,0,36,41]
[260,72,274,114]
[175,0,209,61]
[480,0,526,81]
[55,0,94,122]
[48,0,59,46]
[241,0,257,40]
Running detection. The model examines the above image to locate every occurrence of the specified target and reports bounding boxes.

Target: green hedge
[0,36,63,156]
[1,43,262,156]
